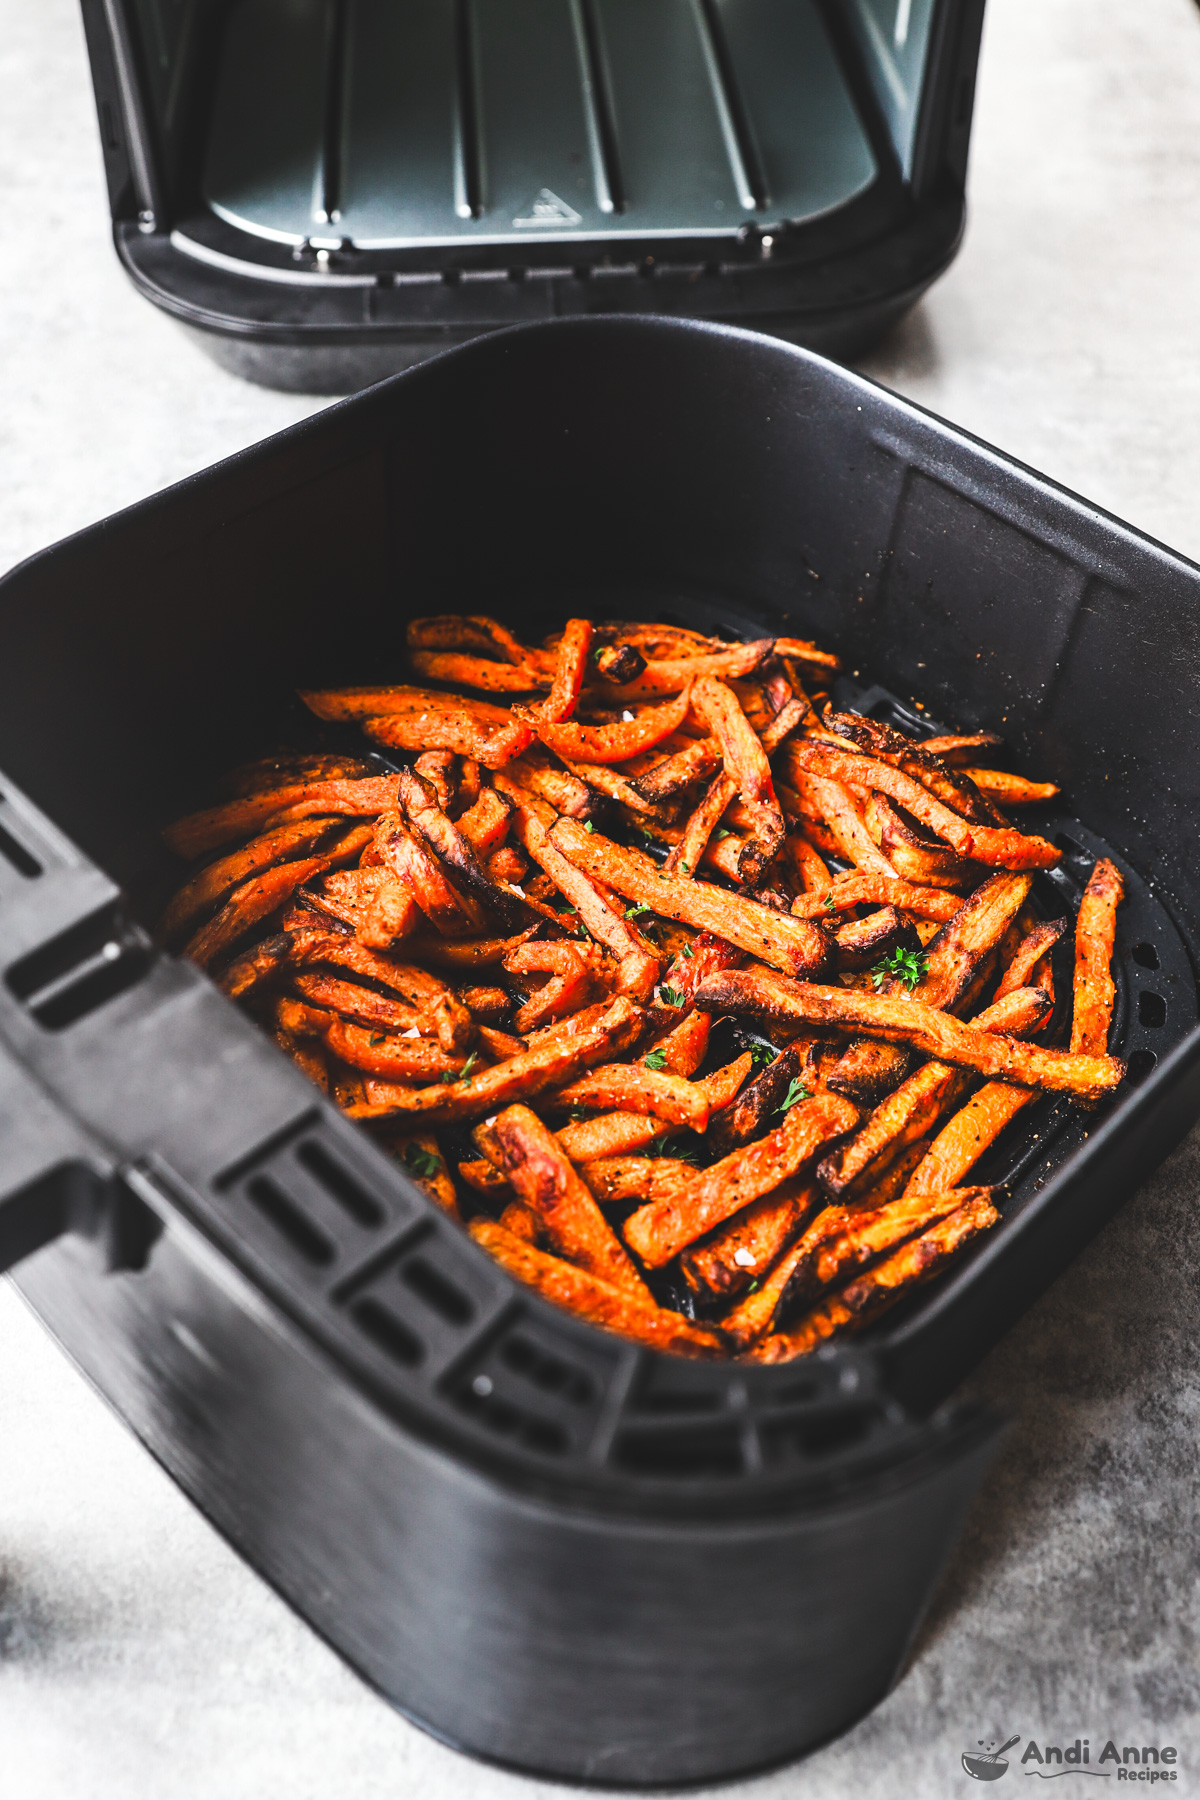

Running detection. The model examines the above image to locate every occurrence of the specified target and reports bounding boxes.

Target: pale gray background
[2,0,1200,1795]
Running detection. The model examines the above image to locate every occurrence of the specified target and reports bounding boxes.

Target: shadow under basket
[0,317,1198,1783]
[79,0,985,391]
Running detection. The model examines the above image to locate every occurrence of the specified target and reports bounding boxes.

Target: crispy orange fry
[406,614,539,661]
[995,917,1068,1000]
[503,939,594,1033]
[595,640,776,698]
[906,871,1034,1012]
[469,1219,723,1357]
[746,1194,1000,1362]
[640,1008,711,1076]
[821,709,1003,827]
[777,1186,994,1312]
[787,771,897,876]
[680,1178,819,1302]
[705,1042,811,1156]
[412,925,539,969]
[476,1104,649,1296]
[694,967,1124,1101]
[783,832,832,893]
[185,832,373,971]
[457,786,515,854]
[862,792,978,889]
[554,1062,713,1131]
[166,776,398,859]
[396,769,529,930]
[632,736,721,804]
[160,816,345,944]
[346,996,642,1124]
[479,617,595,766]
[665,773,737,877]
[963,768,1060,805]
[825,1040,913,1108]
[1071,857,1125,1056]
[555,1052,752,1160]
[918,731,1003,763]
[535,685,694,765]
[357,876,422,950]
[784,742,1060,869]
[791,871,962,923]
[579,1157,700,1205]
[407,651,543,693]
[374,813,490,937]
[624,1092,859,1268]
[692,676,785,884]
[549,818,832,978]
[290,971,423,1034]
[903,1080,1036,1195]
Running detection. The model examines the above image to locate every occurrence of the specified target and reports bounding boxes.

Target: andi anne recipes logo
[962,1735,1183,1782]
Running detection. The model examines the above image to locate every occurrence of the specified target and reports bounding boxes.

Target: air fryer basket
[1,318,1197,1782]
[79,0,985,390]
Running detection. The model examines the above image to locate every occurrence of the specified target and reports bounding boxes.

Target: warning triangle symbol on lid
[513,187,583,228]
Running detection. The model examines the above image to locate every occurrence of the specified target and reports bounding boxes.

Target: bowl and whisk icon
[962,1735,1021,1779]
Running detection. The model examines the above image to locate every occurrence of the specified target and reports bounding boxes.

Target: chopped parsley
[444,1050,479,1085]
[584,820,595,833]
[871,945,929,992]
[643,1047,668,1071]
[402,1143,441,1179]
[369,1031,387,1046]
[659,984,685,1009]
[823,891,837,912]
[777,1078,812,1115]
[625,901,650,919]
[713,828,732,841]
[750,1043,779,1068]
[680,943,694,961]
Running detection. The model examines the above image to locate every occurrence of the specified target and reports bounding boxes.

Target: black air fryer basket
[79,0,985,391]
[2,319,1198,1784]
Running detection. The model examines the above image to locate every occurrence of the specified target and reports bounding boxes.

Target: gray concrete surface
[2,0,1200,1795]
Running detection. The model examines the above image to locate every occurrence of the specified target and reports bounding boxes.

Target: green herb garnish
[681,943,694,960]
[871,945,928,992]
[823,891,837,913]
[369,1031,387,1046]
[659,985,685,1009]
[625,902,650,919]
[777,1078,812,1115]
[584,820,595,833]
[643,1047,668,1071]
[402,1143,441,1178]
[751,1043,778,1069]
[713,828,732,841]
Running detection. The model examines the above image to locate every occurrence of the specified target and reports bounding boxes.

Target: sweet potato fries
[163,613,1127,1363]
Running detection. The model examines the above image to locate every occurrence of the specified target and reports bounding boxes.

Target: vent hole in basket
[499,1333,595,1405]
[0,820,41,879]
[1132,942,1160,970]
[457,1382,569,1454]
[1137,991,1166,1029]
[761,1409,874,1463]
[295,1139,385,1228]
[1127,1049,1158,1084]
[400,1256,474,1325]
[351,1296,424,1366]
[245,1175,336,1266]
[612,1428,745,1480]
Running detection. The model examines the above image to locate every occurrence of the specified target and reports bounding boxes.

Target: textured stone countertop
[2,0,1199,1795]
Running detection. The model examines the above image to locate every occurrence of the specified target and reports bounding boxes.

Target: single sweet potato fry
[784,742,1060,869]
[918,732,1004,763]
[476,1103,650,1296]
[319,1015,472,1082]
[995,917,1068,1000]
[407,652,544,693]
[665,773,738,877]
[357,876,422,950]
[783,832,832,893]
[818,1061,971,1202]
[503,939,594,1033]
[412,925,539,969]
[693,967,1123,1101]
[825,1040,913,1107]
[579,1157,700,1206]
[1071,857,1125,1056]
[160,816,344,944]
[791,872,961,923]
[963,768,1060,806]
[346,996,642,1123]
[218,932,292,1000]
[640,1008,711,1076]
[507,801,660,1001]
[624,1092,860,1268]
[406,614,538,661]
[787,771,897,876]
[632,736,722,804]
[598,640,775,698]
[166,776,398,859]
[906,871,1034,1013]
[680,1178,820,1303]
[705,1042,811,1156]
[457,786,515,855]
[549,818,832,978]
[692,676,784,884]
[290,971,423,1034]
[478,618,595,766]
[776,1186,993,1313]
[554,1063,713,1131]
[469,1219,724,1357]
[746,1194,1000,1362]
[535,685,693,765]
[903,1081,1036,1195]
[185,834,374,971]
[554,1052,752,1160]
[834,906,919,970]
